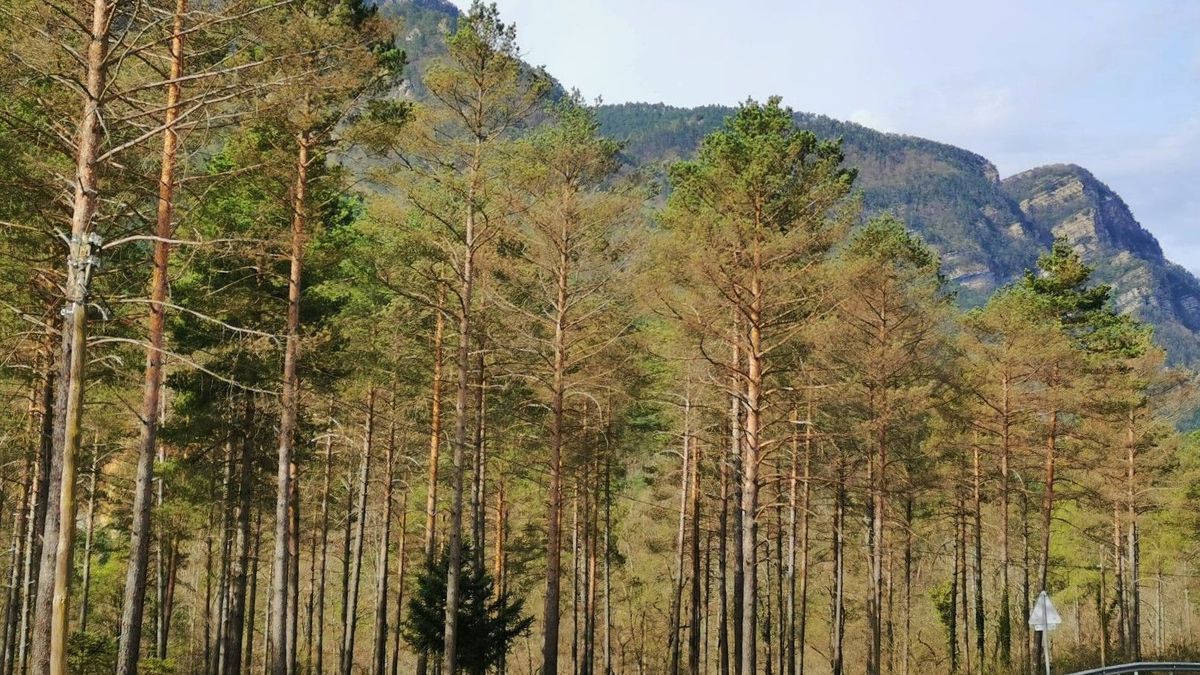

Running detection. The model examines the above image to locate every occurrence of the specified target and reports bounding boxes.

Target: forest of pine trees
[1,1,1200,674]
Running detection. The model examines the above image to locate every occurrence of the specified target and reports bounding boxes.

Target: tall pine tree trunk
[998,375,1012,668]
[740,254,764,675]
[271,132,310,675]
[35,0,114,669]
[972,440,984,674]
[541,214,568,675]
[414,284,444,675]
[668,397,692,674]
[116,2,186,671]
[688,434,703,675]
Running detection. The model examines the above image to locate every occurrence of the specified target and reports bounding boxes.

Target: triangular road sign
[1028,590,1062,631]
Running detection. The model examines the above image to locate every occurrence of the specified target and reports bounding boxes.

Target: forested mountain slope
[595,102,1200,362]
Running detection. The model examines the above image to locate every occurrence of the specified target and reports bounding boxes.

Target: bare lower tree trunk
[902,498,912,675]
[371,399,396,675]
[960,494,971,675]
[246,510,263,675]
[997,376,1012,669]
[740,273,764,675]
[972,441,984,674]
[541,211,567,675]
[688,435,703,675]
[1035,410,1058,670]
[830,467,846,675]
[78,449,99,634]
[315,416,333,675]
[340,390,375,675]
[729,335,744,675]
[1126,411,1142,661]
[287,461,300,675]
[470,351,487,568]
[414,285,444,675]
[717,446,730,675]
[602,463,611,675]
[668,397,692,674]
[116,1,186,671]
[389,482,410,675]
[215,444,236,675]
[798,404,813,675]
[225,399,257,675]
[271,133,310,675]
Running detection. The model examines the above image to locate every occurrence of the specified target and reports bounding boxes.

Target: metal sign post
[1029,591,1063,675]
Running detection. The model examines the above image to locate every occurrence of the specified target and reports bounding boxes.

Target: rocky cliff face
[1002,164,1200,361]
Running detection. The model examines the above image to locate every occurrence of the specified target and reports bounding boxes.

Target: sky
[449,0,1200,272]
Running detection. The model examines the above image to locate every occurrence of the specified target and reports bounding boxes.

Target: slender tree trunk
[215,444,236,675]
[541,209,569,675]
[271,132,310,675]
[226,399,257,675]
[205,519,215,675]
[1021,489,1032,674]
[340,389,375,675]
[718,442,730,675]
[315,416,333,675]
[960,494,971,675]
[415,283,445,675]
[162,536,180,658]
[998,376,1012,669]
[442,138,486,674]
[116,0,186,669]
[950,499,960,674]
[36,1,114,671]
[389,481,409,675]
[78,448,98,635]
[1034,409,1057,670]
[1098,557,1108,666]
[287,461,301,675]
[972,441,984,674]
[470,350,487,568]
[246,510,263,675]
[902,498,912,675]
[371,398,397,675]
[669,397,692,674]
[571,490,580,675]
[1126,410,1141,661]
[830,464,845,675]
[689,433,703,675]
[730,332,744,675]
[495,481,509,675]
[603,462,612,675]
[1113,504,1126,656]
[868,408,887,675]
[798,410,812,675]
[740,247,764,675]
[784,420,797,675]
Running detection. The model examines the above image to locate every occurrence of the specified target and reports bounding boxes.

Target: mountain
[1002,164,1200,362]
[594,102,1200,362]
[373,1,1200,363]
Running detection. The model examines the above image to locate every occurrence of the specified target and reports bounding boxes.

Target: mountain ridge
[376,1,1200,362]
